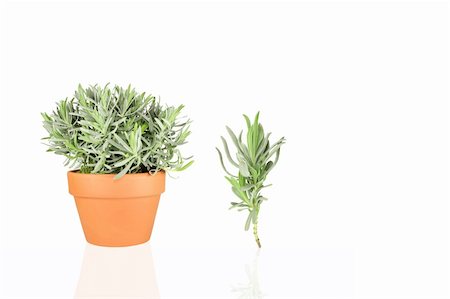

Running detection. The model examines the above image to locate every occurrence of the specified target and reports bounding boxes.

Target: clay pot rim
[68,170,165,177]
[67,170,166,198]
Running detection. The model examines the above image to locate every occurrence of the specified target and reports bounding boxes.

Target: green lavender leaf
[42,84,193,178]
[216,112,285,247]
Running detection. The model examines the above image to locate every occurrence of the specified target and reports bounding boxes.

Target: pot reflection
[74,242,160,298]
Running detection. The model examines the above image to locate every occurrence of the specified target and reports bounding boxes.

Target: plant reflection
[231,250,264,299]
[74,242,160,298]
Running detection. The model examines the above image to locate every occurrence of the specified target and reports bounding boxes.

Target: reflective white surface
[2,242,449,298]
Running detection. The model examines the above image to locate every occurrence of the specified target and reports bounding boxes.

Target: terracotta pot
[68,171,165,247]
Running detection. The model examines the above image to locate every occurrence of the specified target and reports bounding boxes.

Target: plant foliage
[216,112,285,247]
[42,84,193,179]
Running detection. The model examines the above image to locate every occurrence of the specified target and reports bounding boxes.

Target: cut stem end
[253,223,261,248]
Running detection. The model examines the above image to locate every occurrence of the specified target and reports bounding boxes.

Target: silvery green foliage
[216,113,285,247]
[42,84,193,179]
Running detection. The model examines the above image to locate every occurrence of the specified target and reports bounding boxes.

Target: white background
[0,0,448,298]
